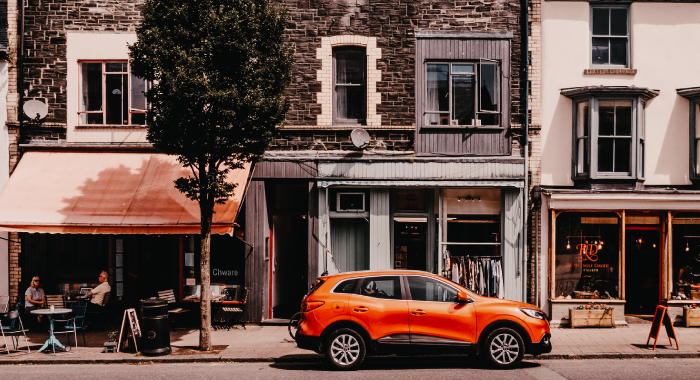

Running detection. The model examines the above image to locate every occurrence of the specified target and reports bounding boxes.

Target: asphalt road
[2,358,699,379]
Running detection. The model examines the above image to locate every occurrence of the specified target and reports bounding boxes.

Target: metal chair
[0,295,9,314]
[216,287,248,330]
[51,311,78,354]
[66,304,87,347]
[0,309,31,355]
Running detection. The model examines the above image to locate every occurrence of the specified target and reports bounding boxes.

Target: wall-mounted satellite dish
[351,128,370,149]
[23,99,49,121]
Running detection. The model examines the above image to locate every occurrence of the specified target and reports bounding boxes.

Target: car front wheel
[482,327,524,369]
[325,328,366,370]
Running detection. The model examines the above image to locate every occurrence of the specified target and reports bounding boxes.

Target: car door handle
[353,306,369,313]
[411,309,427,315]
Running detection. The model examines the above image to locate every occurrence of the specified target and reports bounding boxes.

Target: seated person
[25,275,46,323]
[83,271,111,307]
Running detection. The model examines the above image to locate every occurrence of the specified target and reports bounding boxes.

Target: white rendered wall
[540,2,700,186]
[0,61,8,297]
[66,32,147,143]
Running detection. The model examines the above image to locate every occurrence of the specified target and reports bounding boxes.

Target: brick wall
[22,0,144,128]
[8,233,20,304]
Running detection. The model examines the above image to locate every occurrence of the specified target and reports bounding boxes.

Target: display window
[671,213,700,301]
[554,212,620,300]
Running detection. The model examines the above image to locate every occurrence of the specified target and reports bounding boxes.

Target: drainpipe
[18,0,25,134]
[522,0,530,304]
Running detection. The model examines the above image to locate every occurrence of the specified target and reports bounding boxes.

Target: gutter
[523,0,530,304]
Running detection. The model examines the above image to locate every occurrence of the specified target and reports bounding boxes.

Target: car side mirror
[456,290,472,304]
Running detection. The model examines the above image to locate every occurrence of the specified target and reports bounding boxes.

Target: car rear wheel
[325,328,366,371]
[482,327,524,369]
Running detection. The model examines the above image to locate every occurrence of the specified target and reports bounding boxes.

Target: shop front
[0,151,251,310]
[540,191,700,326]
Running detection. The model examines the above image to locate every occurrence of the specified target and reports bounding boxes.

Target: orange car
[295,270,551,370]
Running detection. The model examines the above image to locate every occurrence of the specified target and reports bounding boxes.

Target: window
[563,87,658,180]
[333,47,366,125]
[424,61,500,127]
[678,89,700,179]
[591,6,629,67]
[332,279,360,294]
[406,276,458,303]
[79,61,147,125]
[360,276,402,300]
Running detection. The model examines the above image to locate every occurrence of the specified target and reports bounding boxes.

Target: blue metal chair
[0,306,30,355]
[66,304,87,347]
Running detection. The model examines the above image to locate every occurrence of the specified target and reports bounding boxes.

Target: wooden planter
[684,308,700,327]
[569,309,615,328]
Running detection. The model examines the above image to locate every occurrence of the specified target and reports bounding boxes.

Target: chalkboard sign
[117,308,141,353]
[646,305,679,350]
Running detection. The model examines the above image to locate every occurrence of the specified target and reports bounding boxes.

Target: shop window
[554,212,620,300]
[671,214,700,301]
[591,5,629,67]
[563,87,658,181]
[333,47,366,125]
[79,61,147,125]
[423,61,500,128]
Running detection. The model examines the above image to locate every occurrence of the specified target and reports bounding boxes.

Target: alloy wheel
[330,333,360,366]
[489,332,520,365]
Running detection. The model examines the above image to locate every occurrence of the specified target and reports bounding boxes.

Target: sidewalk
[1,322,699,364]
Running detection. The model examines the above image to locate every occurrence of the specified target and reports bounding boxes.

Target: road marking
[523,365,569,380]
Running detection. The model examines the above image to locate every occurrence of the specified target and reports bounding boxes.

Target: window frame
[690,99,700,179]
[571,96,645,180]
[590,4,631,69]
[422,60,502,130]
[77,60,147,126]
[332,46,367,126]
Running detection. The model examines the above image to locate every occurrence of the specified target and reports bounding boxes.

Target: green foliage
[130,0,293,206]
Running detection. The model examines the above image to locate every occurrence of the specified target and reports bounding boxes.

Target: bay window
[79,61,147,125]
[563,86,658,181]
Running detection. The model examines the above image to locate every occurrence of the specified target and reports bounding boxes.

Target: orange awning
[0,151,251,234]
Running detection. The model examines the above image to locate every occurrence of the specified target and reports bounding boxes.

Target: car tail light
[302,301,325,312]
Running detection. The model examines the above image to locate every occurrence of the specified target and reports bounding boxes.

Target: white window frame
[590,4,630,69]
[423,60,501,129]
[77,60,147,126]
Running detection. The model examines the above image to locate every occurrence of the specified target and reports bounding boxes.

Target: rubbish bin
[140,298,171,356]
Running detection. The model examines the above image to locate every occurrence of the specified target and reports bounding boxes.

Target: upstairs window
[333,47,366,125]
[424,61,500,128]
[677,88,700,180]
[79,61,147,125]
[591,5,629,67]
[563,87,658,181]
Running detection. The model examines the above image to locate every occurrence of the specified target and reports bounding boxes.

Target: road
[1,358,699,379]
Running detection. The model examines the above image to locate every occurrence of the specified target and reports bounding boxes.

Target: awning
[548,192,700,211]
[319,180,523,188]
[0,151,251,234]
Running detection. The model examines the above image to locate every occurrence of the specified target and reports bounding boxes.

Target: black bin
[140,298,171,356]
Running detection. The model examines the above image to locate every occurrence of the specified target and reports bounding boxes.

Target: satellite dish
[23,99,49,121]
[351,128,370,149]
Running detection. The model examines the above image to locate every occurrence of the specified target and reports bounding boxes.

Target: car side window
[360,276,402,300]
[407,276,458,302]
[333,279,360,294]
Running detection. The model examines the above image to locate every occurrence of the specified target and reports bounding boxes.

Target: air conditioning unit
[337,192,365,212]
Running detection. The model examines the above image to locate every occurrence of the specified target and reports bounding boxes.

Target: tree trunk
[199,192,214,351]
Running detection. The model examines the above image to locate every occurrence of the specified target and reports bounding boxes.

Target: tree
[130,0,293,351]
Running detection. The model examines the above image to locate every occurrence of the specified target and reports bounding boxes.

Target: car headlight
[520,308,548,321]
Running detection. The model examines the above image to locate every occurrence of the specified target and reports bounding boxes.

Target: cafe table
[30,308,72,352]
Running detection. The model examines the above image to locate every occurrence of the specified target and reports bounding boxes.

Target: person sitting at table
[85,270,111,307]
[25,275,46,323]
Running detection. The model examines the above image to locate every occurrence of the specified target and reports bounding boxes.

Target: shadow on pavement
[270,355,542,371]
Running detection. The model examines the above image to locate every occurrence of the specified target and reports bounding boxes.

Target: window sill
[420,125,505,131]
[583,68,637,76]
[76,124,147,129]
[550,299,625,304]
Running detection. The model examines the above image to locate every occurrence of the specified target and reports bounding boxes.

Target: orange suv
[295,270,551,370]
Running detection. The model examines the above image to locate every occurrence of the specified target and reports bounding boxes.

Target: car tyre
[325,328,366,371]
[481,327,524,369]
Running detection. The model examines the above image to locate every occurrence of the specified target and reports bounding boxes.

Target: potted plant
[104,330,119,353]
[569,303,615,328]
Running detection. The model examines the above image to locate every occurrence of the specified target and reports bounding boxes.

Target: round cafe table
[30,308,72,352]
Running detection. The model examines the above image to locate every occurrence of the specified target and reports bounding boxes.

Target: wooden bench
[157,289,190,329]
[45,295,65,309]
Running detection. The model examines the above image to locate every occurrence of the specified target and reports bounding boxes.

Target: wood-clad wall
[243,181,269,322]
[415,37,511,156]
[369,189,391,270]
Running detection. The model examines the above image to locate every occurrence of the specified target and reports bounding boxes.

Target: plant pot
[569,309,615,328]
[684,308,700,327]
[104,341,118,353]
